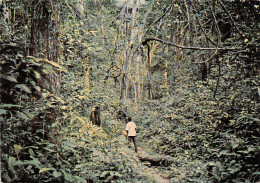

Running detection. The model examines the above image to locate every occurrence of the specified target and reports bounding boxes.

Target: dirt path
[137,147,171,183]
[155,174,170,183]
[119,136,172,182]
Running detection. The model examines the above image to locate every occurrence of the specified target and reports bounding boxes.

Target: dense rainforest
[1,0,259,182]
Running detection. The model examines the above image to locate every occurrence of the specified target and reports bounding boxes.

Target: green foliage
[2,0,259,182]
[0,40,64,181]
[137,75,259,181]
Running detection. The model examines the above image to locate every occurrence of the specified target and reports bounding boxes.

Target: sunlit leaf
[43,60,61,68]
[16,111,30,120]
[53,171,62,178]
[4,75,17,82]
[34,85,41,92]
[54,96,66,104]
[42,92,50,98]
[14,144,22,154]
[90,31,97,37]
[61,170,74,182]
[74,176,87,183]
[33,71,41,79]
[29,148,35,156]
[16,84,32,93]
[39,167,55,173]
[61,106,67,110]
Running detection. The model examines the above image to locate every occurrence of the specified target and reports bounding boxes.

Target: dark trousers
[128,136,138,153]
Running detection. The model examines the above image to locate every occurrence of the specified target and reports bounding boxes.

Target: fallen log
[138,152,173,166]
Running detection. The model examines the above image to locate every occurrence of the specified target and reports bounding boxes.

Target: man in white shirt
[126,117,138,153]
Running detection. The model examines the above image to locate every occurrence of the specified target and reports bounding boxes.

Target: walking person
[126,117,138,153]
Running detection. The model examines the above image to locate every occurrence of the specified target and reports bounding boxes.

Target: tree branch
[144,4,173,36]
[192,8,218,47]
[142,36,244,51]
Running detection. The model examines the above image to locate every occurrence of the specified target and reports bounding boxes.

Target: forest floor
[69,127,173,182]
[138,148,170,183]
[118,135,172,183]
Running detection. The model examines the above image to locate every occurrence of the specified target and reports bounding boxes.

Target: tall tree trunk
[164,60,168,88]
[120,0,137,105]
[147,42,153,99]
[134,55,141,102]
[85,55,91,93]
[0,0,10,42]
[30,0,61,95]
[50,1,61,95]
[119,0,152,104]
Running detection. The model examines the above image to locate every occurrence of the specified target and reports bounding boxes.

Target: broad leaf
[16,84,32,93]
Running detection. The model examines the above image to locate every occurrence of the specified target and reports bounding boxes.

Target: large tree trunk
[0,0,10,42]
[119,0,152,104]
[120,0,137,105]
[85,55,91,93]
[30,0,61,95]
[49,1,61,95]
[147,42,153,99]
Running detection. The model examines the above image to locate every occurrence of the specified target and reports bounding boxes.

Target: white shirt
[126,122,137,136]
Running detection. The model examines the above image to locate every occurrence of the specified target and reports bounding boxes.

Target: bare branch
[191,4,218,47]
[142,36,244,51]
[144,4,173,36]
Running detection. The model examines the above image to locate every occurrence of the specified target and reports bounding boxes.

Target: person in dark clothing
[90,106,101,126]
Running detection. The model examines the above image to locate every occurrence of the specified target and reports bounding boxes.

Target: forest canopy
[1,0,259,182]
